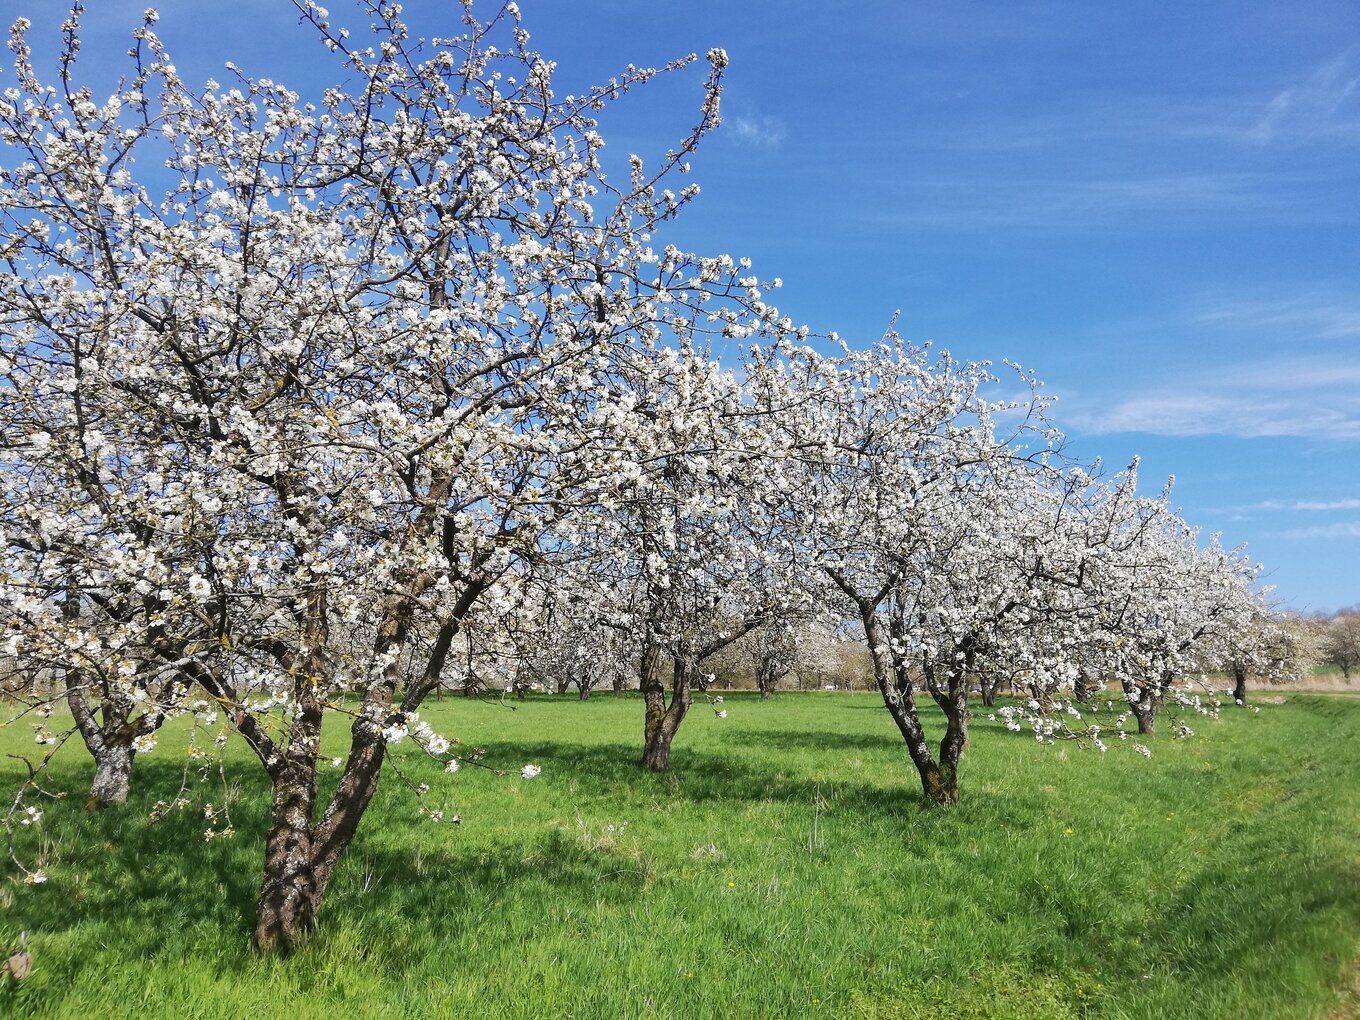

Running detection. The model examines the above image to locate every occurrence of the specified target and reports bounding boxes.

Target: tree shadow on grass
[1090,856,1360,1017]
[715,726,905,753]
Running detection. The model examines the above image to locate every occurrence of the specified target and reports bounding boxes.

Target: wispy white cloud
[870,52,1360,235]
[726,114,786,148]
[1247,52,1360,146]
[1277,521,1360,540]
[1223,498,1360,513]
[1294,498,1360,511]
[874,170,1341,234]
[1194,296,1360,341]
[1079,391,1360,440]
[1072,338,1360,440]
[921,52,1360,154]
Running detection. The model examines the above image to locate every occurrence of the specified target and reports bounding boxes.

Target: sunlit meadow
[3,691,1358,1019]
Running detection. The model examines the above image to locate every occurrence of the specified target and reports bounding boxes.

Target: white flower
[717,710,727,719]
[187,574,212,599]
[26,869,48,884]
[132,733,156,753]
[445,758,460,773]
[520,763,541,779]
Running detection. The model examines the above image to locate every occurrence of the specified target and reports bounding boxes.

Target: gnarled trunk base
[641,728,675,771]
[919,763,960,806]
[87,742,134,810]
[1134,706,1156,735]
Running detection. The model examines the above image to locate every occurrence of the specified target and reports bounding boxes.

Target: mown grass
[2,691,1358,1019]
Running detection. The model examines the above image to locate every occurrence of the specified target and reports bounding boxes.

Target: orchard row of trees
[0,2,1302,953]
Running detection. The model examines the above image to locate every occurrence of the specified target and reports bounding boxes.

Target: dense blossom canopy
[0,0,1280,946]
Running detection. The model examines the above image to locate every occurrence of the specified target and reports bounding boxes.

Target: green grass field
[2,692,1358,1019]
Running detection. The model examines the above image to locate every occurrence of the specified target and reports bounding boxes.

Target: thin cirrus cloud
[1224,498,1360,513]
[725,114,786,148]
[1246,51,1360,146]
[1074,348,1360,440]
[1080,392,1360,440]
[867,53,1359,235]
[922,53,1360,153]
[1276,521,1360,540]
[873,171,1329,234]
[1194,296,1360,340]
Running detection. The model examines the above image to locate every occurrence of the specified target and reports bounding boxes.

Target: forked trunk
[67,678,151,810]
[640,639,691,772]
[862,613,962,807]
[883,694,959,806]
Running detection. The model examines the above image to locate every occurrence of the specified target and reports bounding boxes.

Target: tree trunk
[884,690,958,805]
[252,605,332,956]
[862,612,959,806]
[641,638,691,772]
[87,740,135,809]
[67,678,150,810]
[253,768,320,955]
[757,664,774,700]
[980,676,997,708]
[1134,701,1156,735]
[1232,663,1247,705]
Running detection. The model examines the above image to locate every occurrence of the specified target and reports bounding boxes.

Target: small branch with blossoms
[3,742,72,885]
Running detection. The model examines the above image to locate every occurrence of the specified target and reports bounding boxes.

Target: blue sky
[9,1,1359,613]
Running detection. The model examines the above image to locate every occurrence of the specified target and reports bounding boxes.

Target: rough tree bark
[640,634,688,771]
[980,675,997,708]
[66,678,162,810]
[1130,686,1159,736]
[639,614,767,770]
[247,569,483,954]
[860,609,966,806]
